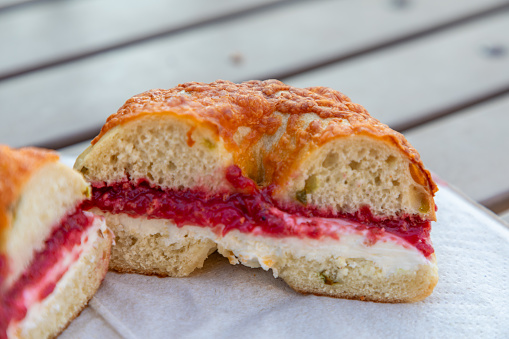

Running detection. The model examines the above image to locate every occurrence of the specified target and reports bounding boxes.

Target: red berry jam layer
[83,166,434,258]
[0,208,96,339]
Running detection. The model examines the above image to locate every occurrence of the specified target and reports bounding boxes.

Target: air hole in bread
[110,154,118,164]
[348,160,361,170]
[392,179,400,187]
[397,193,403,204]
[167,161,176,171]
[322,152,338,169]
[146,162,155,181]
[374,176,381,186]
[386,155,397,166]
[129,236,137,246]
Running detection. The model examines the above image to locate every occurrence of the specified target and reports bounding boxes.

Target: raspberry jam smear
[83,165,434,257]
[0,209,96,339]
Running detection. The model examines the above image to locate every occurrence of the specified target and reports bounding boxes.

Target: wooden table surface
[1,0,509,221]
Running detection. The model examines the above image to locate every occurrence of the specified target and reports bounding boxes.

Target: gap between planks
[481,191,509,215]
[0,0,306,81]
[2,0,509,82]
[274,2,509,81]
[396,84,509,133]
[3,0,505,167]
[31,8,509,149]
[0,0,43,13]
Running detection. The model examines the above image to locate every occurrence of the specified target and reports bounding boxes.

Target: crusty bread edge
[86,80,438,200]
[0,146,59,250]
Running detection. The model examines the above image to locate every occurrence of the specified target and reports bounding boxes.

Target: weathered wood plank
[402,94,509,206]
[2,0,508,79]
[285,10,509,130]
[2,2,509,148]
[0,0,34,10]
[0,0,286,78]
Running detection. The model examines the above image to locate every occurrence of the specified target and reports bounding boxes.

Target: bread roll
[75,79,438,302]
[0,145,113,338]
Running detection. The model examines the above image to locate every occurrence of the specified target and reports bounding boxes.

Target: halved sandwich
[0,146,113,339]
[75,79,438,302]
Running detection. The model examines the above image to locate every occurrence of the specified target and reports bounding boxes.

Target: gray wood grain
[285,10,509,130]
[2,0,508,79]
[0,0,285,78]
[0,0,33,9]
[2,1,509,148]
[403,94,509,205]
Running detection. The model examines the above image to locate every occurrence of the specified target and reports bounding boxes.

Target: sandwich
[75,79,438,302]
[0,145,113,338]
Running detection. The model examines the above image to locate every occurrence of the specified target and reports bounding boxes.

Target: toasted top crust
[93,79,437,196]
[0,146,59,234]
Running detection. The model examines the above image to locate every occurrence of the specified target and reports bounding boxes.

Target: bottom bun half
[101,211,437,303]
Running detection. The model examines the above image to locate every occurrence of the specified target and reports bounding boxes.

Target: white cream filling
[104,211,431,277]
[7,213,107,336]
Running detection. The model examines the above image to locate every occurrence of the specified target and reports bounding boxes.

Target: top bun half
[75,80,437,221]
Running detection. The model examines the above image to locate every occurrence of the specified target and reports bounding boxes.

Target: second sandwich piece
[75,79,438,303]
[0,145,113,339]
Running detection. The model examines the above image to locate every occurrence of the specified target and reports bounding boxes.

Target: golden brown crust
[0,145,59,241]
[93,79,437,197]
